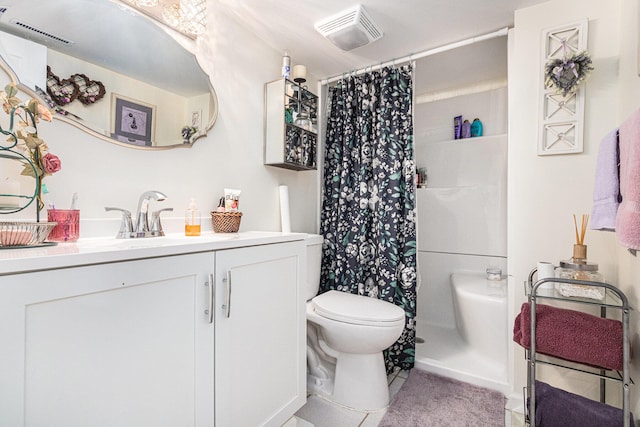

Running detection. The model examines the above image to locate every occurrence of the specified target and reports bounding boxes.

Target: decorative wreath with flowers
[544,51,594,97]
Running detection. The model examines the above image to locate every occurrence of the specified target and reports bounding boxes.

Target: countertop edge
[0,231,309,276]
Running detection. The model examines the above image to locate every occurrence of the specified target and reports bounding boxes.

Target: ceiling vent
[314,4,383,51]
[11,20,74,45]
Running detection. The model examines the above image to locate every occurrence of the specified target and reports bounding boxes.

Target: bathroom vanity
[0,232,306,427]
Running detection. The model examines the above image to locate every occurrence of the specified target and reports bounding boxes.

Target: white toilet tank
[305,234,324,301]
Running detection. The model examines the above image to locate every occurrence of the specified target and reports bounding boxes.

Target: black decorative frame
[110,94,156,146]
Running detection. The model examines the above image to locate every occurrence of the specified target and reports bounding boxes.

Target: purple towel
[533,381,634,427]
[591,129,620,231]
[616,108,640,249]
[513,303,625,371]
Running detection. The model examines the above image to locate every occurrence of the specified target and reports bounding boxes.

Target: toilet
[304,234,405,411]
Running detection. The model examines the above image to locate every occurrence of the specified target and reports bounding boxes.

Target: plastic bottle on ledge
[461,120,471,138]
[282,50,291,79]
[185,198,201,236]
[470,118,483,137]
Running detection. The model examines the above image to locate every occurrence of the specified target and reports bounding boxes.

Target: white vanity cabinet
[214,242,305,427]
[0,252,216,427]
[0,236,306,427]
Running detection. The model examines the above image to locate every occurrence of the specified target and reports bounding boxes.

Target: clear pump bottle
[185,198,201,236]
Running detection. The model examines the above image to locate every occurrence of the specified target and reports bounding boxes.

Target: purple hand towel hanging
[590,129,619,231]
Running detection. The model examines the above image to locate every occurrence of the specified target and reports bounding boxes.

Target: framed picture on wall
[110,94,156,146]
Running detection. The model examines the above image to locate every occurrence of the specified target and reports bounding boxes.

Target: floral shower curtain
[319,65,417,372]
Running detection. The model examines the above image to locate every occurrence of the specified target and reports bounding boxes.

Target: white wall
[510,0,639,416]
[5,3,320,237]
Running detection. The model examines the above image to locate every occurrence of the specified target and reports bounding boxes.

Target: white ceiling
[0,0,548,97]
[216,0,548,81]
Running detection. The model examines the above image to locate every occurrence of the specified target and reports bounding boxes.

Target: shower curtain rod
[320,27,510,85]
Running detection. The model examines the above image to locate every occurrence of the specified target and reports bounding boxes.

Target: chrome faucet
[104,207,134,239]
[105,191,170,239]
[150,207,173,236]
[135,190,167,237]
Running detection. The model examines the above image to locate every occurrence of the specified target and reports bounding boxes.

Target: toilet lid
[311,290,405,326]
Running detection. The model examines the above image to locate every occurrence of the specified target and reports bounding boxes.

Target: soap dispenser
[185,198,201,236]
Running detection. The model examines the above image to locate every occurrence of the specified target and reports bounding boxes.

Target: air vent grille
[314,4,383,51]
[13,20,73,45]
[315,11,357,34]
[358,12,382,39]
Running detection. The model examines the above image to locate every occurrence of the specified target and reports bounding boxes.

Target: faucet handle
[150,207,173,236]
[105,207,134,239]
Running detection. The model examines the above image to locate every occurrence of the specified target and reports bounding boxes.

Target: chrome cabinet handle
[224,271,231,318]
[206,273,214,324]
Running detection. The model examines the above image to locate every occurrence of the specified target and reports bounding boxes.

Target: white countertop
[0,231,307,275]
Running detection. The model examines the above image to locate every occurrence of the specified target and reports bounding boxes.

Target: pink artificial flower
[36,103,53,122]
[41,153,62,174]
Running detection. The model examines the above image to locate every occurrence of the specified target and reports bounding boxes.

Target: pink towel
[513,302,624,371]
[590,129,619,231]
[616,108,640,249]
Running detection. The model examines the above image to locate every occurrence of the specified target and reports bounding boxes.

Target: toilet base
[310,351,390,411]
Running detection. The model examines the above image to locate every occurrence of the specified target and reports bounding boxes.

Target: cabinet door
[0,253,214,427]
[214,241,305,427]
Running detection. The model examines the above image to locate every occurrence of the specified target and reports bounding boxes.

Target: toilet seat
[311,290,405,327]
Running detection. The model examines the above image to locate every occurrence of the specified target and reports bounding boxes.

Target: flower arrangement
[544,50,594,97]
[79,92,98,105]
[181,125,198,143]
[0,83,61,208]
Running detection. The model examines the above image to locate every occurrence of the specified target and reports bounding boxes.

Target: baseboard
[505,390,524,414]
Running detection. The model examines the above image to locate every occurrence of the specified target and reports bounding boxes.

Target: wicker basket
[0,221,57,247]
[210,212,242,233]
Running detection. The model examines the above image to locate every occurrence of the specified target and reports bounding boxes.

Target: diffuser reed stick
[572,213,589,261]
[573,213,589,245]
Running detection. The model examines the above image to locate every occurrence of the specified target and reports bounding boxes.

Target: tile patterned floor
[293,370,526,427]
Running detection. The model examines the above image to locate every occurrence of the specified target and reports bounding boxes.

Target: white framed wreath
[544,51,594,97]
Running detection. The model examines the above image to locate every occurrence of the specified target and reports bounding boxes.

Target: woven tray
[0,221,57,247]
[210,212,242,233]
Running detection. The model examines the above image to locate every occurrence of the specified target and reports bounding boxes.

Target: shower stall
[412,36,509,393]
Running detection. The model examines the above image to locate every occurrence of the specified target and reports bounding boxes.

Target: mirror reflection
[0,0,218,149]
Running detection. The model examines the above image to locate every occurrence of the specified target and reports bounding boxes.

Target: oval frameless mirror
[0,0,218,149]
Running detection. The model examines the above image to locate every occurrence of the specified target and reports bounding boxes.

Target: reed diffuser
[572,213,589,261]
[556,213,604,300]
